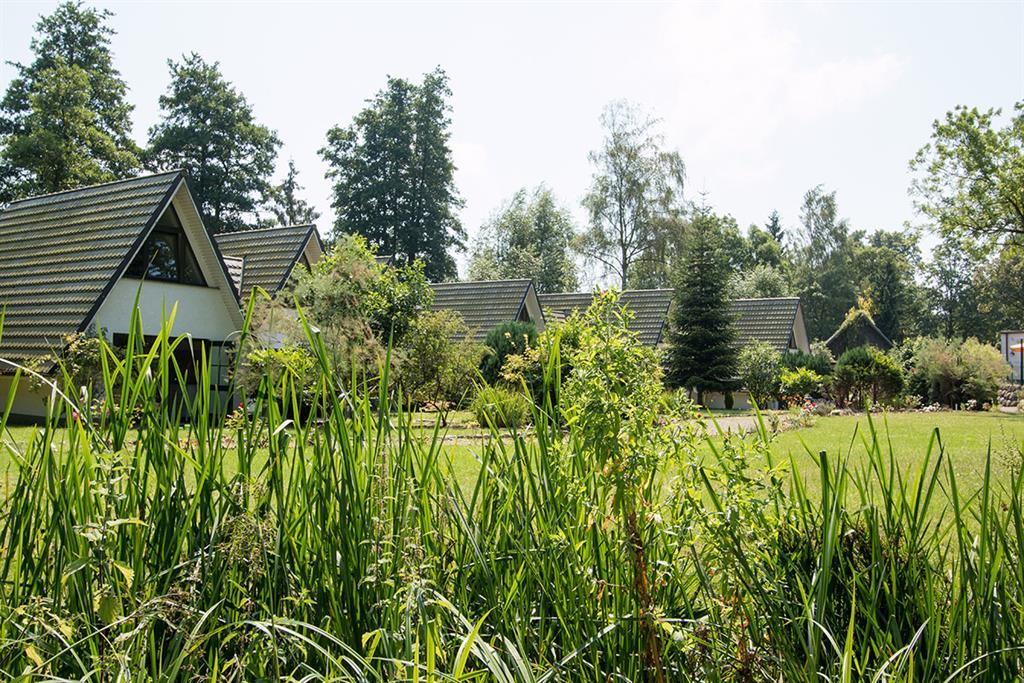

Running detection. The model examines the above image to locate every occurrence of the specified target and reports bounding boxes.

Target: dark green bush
[780,341,834,377]
[480,321,537,385]
[833,345,905,407]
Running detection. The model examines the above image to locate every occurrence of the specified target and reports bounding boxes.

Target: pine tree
[765,210,785,248]
[265,160,320,226]
[0,2,139,200]
[666,205,739,404]
[146,53,280,233]
[320,68,464,281]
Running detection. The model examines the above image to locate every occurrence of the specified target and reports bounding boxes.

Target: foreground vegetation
[2,309,1024,681]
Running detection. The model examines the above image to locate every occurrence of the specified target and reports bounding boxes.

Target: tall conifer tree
[666,204,739,404]
[0,1,139,200]
[320,68,464,281]
[147,54,280,233]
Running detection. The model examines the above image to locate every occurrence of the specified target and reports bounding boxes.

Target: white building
[0,171,245,419]
[1000,330,1024,385]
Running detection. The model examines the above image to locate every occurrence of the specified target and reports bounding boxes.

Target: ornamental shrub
[913,337,1010,408]
[471,385,532,429]
[399,310,486,413]
[780,341,834,377]
[737,340,782,408]
[480,321,537,385]
[779,367,824,404]
[833,345,904,407]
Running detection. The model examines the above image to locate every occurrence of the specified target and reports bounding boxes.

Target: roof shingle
[729,297,801,353]
[538,289,673,347]
[430,279,535,342]
[213,224,319,301]
[0,171,182,364]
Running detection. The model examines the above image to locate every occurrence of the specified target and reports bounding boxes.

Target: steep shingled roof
[730,297,802,353]
[0,171,184,364]
[539,291,802,352]
[538,289,673,347]
[825,309,893,356]
[213,224,321,302]
[430,279,537,342]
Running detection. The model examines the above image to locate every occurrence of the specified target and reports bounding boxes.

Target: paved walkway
[704,414,766,436]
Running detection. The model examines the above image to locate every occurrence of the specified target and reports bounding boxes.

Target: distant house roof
[0,170,220,364]
[213,224,322,302]
[538,291,808,353]
[374,253,395,266]
[538,289,674,347]
[730,297,805,354]
[429,279,543,342]
[825,309,893,356]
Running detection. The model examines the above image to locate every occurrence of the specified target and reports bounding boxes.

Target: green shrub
[399,310,485,418]
[737,340,782,408]
[470,385,532,429]
[779,367,824,404]
[833,345,905,407]
[480,321,537,384]
[780,341,834,377]
[501,314,585,407]
[911,337,1009,408]
[235,344,318,400]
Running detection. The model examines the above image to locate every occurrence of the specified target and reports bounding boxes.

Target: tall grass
[0,308,1022,681]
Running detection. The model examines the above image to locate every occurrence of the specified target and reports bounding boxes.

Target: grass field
[434,410,1024,511]
[5,410,1022,503]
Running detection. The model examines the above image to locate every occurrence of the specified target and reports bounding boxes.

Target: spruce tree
[265,159,320,226]
[0,2,139,200]
[666,205,739,404]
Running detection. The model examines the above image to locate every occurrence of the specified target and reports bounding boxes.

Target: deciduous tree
[469,186,578,293]
[911,102,1024,248]
[579,100,685,288]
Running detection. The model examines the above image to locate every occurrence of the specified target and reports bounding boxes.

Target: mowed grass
[437,410,1024,508]
[4,410,1023,507]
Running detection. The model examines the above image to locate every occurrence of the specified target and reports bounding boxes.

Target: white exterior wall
[1002,331,1024,384]
[93,278,238,342]
[0,375,57,419]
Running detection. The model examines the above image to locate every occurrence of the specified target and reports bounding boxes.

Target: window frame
[125,207,208,287]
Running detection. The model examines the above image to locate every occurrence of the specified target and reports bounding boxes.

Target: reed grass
[1,308,1022,681]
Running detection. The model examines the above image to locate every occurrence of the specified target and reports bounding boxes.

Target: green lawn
[4,410,1022,507]
[753,410,1024,498]
[436,411,1024,504]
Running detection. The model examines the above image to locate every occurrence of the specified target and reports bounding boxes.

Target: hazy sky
[2,1,1022,278]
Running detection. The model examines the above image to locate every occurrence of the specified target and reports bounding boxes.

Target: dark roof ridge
[731,296,800,302]
[431,278,533,286]
[216,223,317,236]
[4,170,184,206]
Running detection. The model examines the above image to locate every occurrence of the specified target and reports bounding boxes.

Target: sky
[2,1,1022,280]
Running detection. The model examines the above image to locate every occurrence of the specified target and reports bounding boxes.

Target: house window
[125,206,206,286]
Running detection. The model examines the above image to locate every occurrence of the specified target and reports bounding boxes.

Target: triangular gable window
[126,206,207,286]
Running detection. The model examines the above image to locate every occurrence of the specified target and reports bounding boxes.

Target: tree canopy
[320,68,464,281]
[146,53,280,233]
[579,100,686,289]
[0,1,139,200]
[911,102,1024,248]
[469,186,578,293]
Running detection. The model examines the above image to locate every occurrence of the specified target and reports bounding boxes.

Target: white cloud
[657,2,907,186]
